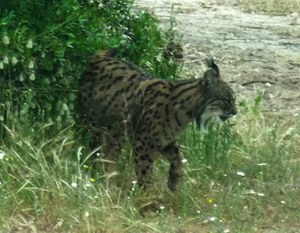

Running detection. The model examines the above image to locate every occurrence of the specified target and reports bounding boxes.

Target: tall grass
[1,98,299,232]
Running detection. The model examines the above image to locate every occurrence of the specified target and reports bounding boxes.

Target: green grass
[0,100,299,232]
[237,0,300,15]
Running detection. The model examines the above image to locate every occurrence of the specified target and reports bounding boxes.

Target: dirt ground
[134,0,300,117]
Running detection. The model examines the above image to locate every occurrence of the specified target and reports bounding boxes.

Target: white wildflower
[208,216,216,222]
[258,163,267,166]
[236,171,245,177]
[71,181,77,188]
[0,151,6,160]
[85,183,92,188]
[265,82,272,87]
[84,211,89,218]
[181,158,188,164]
[249,189,256,194]
[247,189,264,197]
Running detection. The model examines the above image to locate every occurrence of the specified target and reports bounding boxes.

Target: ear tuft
[201,55,220,87]
[203,56,220,77]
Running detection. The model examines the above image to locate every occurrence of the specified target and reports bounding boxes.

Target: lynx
[79,50,237,191]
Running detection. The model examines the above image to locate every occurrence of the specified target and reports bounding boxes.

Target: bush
[0,0,181,139]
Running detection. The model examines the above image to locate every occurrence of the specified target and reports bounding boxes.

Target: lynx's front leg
[161,142,184,191]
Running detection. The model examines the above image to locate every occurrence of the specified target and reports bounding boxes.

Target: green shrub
[0,0,180,140]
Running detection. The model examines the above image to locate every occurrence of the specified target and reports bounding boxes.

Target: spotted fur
[79,49,237,191]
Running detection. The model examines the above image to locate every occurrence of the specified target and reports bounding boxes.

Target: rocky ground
[134,0,300,117]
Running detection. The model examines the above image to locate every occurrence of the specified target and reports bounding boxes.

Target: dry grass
[237,0,300,15]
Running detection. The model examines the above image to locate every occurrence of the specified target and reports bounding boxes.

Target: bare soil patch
[135,0,300,116]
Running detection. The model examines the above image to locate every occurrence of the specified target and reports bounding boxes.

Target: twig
[242,80,276,86]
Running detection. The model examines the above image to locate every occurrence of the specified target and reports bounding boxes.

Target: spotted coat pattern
[79,50,237,191]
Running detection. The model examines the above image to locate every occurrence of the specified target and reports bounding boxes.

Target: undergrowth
[0,98,299,232]
[0,0,180,138]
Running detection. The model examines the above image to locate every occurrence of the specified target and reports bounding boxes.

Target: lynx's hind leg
[102,129,125,174]
[133,140,155,190]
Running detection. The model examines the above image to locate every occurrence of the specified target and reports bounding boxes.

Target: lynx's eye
[219,115,229,121]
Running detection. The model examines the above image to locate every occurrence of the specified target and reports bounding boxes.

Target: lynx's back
[79,50,152,128]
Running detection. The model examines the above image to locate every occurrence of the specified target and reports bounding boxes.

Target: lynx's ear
[203,68,219,86]
[202,57,220,86]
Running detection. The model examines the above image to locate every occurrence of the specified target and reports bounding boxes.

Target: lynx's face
[196,66,237,131]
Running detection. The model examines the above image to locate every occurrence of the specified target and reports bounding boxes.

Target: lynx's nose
[220,115,229,121]
[220,107,237,121]
[232,106,238,116]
